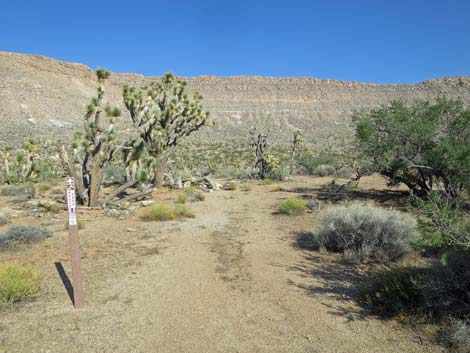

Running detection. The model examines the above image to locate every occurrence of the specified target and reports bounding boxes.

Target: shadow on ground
[285,183,409,208]
[279,231,388,322]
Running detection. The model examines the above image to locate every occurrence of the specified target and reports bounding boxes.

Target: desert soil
[0,176,443,353]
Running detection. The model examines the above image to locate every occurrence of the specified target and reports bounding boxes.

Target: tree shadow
[285,184,409,208]
[54,262,74,305]
[280,232,386,322]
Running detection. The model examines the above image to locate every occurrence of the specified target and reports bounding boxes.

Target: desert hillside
[1,51,470,149]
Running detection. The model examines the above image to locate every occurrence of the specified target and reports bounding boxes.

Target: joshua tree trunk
[88,158,101,207]
[153,154,166,188]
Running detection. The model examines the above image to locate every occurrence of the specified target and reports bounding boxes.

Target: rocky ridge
[1,51,469,150]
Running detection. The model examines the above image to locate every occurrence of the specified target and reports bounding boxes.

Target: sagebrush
[315,203,418,261]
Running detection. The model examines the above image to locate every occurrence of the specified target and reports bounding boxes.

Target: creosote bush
[360,253,470,352]
[138,204,195,221]
[0,208,11,225]
[315,203,418,261]
[279,197,307,215]
[0,263,41,307]
[0,225,52,246]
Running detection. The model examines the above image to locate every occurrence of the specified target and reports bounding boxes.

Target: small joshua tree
[60,68,121,206]
[0,141,40,183]
[290,130,303,174]
[122,73,210,187]
[250,128,271,179]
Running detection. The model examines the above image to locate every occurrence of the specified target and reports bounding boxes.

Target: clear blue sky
[1,0,469,83]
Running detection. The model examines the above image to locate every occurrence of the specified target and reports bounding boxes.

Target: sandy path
[0,177,443,352]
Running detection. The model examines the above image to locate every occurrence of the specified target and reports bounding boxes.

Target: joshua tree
[250,128,271,179]
[59,68,121,206]
[290,130,303,174]
[122,73,210,187]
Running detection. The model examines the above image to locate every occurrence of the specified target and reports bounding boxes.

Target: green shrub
[261,178,273,185]
[0,225,52,246]
[270,186,284,192]
[279,197,307,215]
[361,267,426,316]
[354,98,470,200]
[176,194,188,204]
[297,151,337,174]
[0,263,41,306]
[410,191,470,255]
[313,164,336,177]
[174,205,196,218]
[0,208,11,225]
[362,254,470,319]
[315,203,418,261]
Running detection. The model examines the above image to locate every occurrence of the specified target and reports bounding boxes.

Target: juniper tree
[60,68,121,206]
[122,73,210,187]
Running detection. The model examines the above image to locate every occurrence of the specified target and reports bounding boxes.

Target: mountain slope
[1,51,469,150]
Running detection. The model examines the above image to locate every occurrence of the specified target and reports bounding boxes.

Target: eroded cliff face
[1,51,469,150]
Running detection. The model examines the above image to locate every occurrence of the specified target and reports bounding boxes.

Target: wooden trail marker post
[65,177,84,308]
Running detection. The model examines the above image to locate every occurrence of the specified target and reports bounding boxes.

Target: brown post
[65,177,84,308]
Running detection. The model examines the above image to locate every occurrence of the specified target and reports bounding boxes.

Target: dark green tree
[353,98,470,200]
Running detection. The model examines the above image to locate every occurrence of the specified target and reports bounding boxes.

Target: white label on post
[66,177,78,226]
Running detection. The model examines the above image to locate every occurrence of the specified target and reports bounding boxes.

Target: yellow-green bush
[176,194,188,204]
[139,204,195,221]
[279,197,307,215]
[0,263,41,306]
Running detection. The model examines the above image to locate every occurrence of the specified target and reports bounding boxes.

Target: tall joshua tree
[122,73,210,187]
[60,68,121,206]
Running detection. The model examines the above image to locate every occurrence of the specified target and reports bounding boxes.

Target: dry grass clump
[174,204,196,218]
[35,183,53,194]
[270,186,285,192]
[260,178,273,185]
[226,181,237,190]
[241,185,252,192]
[63,219,85,230]
[0,263,41,307]
[0,208,11,225]
[315,203,417,261]
[176,194,188,204]
[279,197,307,215]
[37,200,61,214]
[139,204,195,221]
[0,225,52,247]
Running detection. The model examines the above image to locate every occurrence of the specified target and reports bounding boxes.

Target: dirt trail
[0,177,443,352]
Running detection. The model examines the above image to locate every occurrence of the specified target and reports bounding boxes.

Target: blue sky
[1,0,469,83]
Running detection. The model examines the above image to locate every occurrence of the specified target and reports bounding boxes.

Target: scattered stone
[141,200,154,207]
[126,228,137,233]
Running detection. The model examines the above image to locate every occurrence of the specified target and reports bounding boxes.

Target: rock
[141,200,154,207]
[126,228,137,232]
[306,199,320,210]
[174,178,183,189]
[182,181,191,189]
